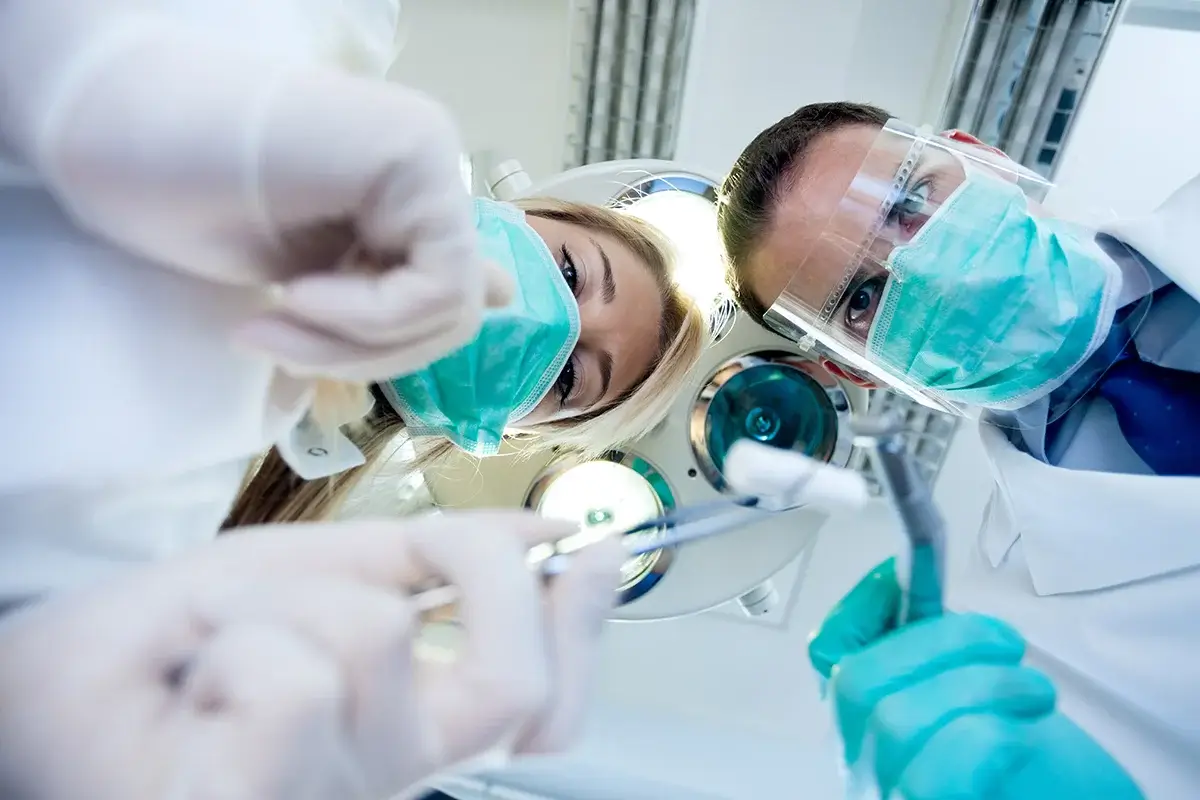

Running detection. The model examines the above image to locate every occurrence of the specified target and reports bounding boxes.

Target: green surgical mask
[867,162,1121,410]
[382,198,580,455]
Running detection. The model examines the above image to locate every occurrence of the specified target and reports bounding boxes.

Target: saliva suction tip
[724,440,870,513]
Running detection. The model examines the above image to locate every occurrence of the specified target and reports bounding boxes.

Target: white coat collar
[981,172,1200,595]
[980,424,1200,595]
[1100,172,1200,302]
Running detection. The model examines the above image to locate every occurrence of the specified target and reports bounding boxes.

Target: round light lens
[702,363,839,482]
[532,460,670,593]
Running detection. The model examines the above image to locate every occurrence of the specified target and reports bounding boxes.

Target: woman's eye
[555,356,577,404]
[888,180,930,229]
[559,245,579,294]
[844,275,886,328]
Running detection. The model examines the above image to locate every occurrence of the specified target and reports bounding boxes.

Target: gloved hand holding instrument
[728,416,1143,799]
[1,0,514,397]
[0,512,626,800]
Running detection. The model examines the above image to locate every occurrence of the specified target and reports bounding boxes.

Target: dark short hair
[718,101,891,324]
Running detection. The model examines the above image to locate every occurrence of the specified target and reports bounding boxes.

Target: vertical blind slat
[939,0,1128,178]
[566,0,696,169]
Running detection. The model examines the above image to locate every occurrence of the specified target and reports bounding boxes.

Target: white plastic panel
[849,391,961,497]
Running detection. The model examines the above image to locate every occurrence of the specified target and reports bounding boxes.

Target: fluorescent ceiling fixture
[622,190,727,315]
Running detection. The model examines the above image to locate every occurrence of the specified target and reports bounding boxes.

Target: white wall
[674,0,972,175]
[388,0,974,190]
[1052,18,1200,217]
[841,0,974,126]
[388,0,574,183]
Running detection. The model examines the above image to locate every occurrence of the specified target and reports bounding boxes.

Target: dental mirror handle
[415,449,877,619]
[413,503,767,616]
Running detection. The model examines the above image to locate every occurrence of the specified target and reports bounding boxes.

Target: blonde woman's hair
[223,198,708,529]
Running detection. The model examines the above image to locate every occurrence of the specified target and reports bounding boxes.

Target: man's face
[746,125,991,344]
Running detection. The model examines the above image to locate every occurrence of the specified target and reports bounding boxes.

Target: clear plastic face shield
[763,120,1153,425]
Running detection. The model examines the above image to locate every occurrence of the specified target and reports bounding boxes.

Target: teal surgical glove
[983,714,1143,800]
[808,558,902,680]
[890,710,1145,800]
[808,550,940,681]
[809,559,1143,799]
[831,612,1056,796]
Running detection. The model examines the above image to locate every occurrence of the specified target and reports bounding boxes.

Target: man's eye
[845,275,886,327]
[888,180,930,228]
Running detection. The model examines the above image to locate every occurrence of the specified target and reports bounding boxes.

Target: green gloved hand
[808,557,902,680]
[808,548,941,681]
[891,710,1145,800]
[809,558,1143,799]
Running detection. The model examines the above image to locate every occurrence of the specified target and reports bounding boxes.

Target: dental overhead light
[617,177,727,319]
[526,453,676,607]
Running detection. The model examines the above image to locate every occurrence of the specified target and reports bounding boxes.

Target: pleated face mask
[382,198,581,455]
[865,158,1121,409]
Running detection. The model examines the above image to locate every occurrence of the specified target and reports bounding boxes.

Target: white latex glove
[0,0,511,381]
[0,512,624,800]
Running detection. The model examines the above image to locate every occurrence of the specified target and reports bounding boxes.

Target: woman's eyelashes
[553,245,585,408]
[555,355,578,405]
[559,245,580,295]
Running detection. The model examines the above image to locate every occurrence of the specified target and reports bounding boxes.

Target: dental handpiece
[850,412,946,624]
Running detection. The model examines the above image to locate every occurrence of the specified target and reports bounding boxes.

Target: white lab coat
[0,0,401,605]
[954,172,1200,797]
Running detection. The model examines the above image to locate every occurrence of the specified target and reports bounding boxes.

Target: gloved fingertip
[959,613,1026,652]
[483,261,514,308]
[581,535,630,579]
[806,557,904,678]
[807,631,839,680]
[875,556,898,582]
[555,537,625,620]
[1001,667,1058,717]
[273,274,344,314]
[231,319,318,377]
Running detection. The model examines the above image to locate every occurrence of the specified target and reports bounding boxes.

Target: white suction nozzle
[724,440,870,513]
